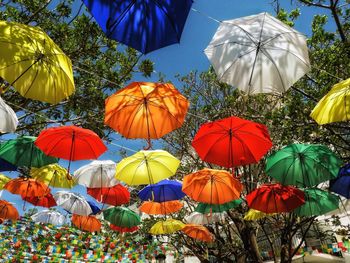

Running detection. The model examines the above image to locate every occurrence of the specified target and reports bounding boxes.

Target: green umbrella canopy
[195,199,243,214]
[103,207,141,228]
[265,144,342,187]
[0,136,58,168]
[294,188,339,216]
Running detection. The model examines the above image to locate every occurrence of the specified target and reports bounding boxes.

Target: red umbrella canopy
[4,178,49,198]
[23,192,57,208]
[0,200,19,220]
[110,224,139,233]
[87,184,130,206]
[246,184,305,213]
[192,116,272,168]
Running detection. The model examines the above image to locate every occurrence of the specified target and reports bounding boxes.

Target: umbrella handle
[143,138,152,150]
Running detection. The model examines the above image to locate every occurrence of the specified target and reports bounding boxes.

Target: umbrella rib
[22,67,40,98]
[106,1,136,36]
[147,100,186,125]
[206,41,256,50]
[222,21,259,43]
[261,31,306,47]
[262,46,310,67]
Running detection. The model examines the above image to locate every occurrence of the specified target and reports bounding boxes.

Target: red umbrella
[110,224,139,233]
[23,193,57,208]
[192,116,272,168]
[87,184,130,206]
[246,184,305,213]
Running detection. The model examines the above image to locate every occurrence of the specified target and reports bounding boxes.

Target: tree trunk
[280,234,292,263]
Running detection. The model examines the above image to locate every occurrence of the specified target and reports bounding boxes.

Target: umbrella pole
[67,131,75,179]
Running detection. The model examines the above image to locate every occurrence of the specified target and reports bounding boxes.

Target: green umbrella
[195,199,242,214]
[0,136,58,168]
[294,188,339,216]
[265,144,342,187]
[103,207,141,228]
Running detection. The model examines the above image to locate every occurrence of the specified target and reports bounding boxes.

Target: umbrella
[330,164,350,198]
[74,160,118,188]
[71,214,101,232]
[87,184,130,206]
[149,219,185,235]
[23,193,57,208]
[182,224,214,242]
[87,201,101,215]
[246,184,305,213]
[31,210,65,225]
[54,191,93,216]
[192,116,272,168]
[195,199,242,214]
[182,168,243,204]
[138,179,185,202]
[82,0,192,54]
[0,97,18,133]
[139,200,183,215]
[105,82,189,149]
[103,206,141,228]
[185,212,226,225]
[4,178,49,198]
[266,143,342,187]
[116,150,180,185]
[310,78,350,125]
[294,188,339,216]
[0,174,10,189]
[244,209,273,221]
[0,136,58,168]
[30,164,76,188]
[0,158,17,172]
[0,200,19,220]
[0,21,74,104]
[110,224,139,233]
[204,12,310,94]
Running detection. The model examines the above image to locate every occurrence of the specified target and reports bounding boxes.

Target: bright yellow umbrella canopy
[30,164,76,189]
[0,174,10,189]
[0,21,74,104]
[310,78,350,125]
[115,150,180,185]
[244,209,275,221]
[149,219,185,235]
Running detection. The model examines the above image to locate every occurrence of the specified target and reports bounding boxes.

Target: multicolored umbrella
[330,164,350,198]
[195,199,242,214]
[0,174,10,190]
[0,200,19,220]
[103,207,141,228]
[110,224,139,233]
[0,97,18,133]
[185,212,226,225]
[139,200,183,215]
[23,193,57,208]
[4,178,49,198]
[266,143,342,187]
[72,214,101,232]
[244,209,273,221]
[30,164,76,188]
[54,191,93,216]
[149,219,185,235]
[87,184,130,206]
[31,210,65,225]
[138,179,185,202]
[182,224,214,242]
[0,158,17,172]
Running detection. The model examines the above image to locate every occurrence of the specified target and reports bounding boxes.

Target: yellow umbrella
[115,150,180,185]
[0,174,10,190]
[310,78,350,125]
[149,219,185,235]
[0,21,74,104]
[244,209,275,221]
[30,164,76,189]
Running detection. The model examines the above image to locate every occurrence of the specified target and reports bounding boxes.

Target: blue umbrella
[138,179,185,202]
[82,0,193,54]
[87,200,101,215]
[330,164,350,198]
[0,157,17,171]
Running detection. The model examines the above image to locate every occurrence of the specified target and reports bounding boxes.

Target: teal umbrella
[103,207,141,228]
[0,136,58,168]
[265,144,342,187]
[195,199,243,214]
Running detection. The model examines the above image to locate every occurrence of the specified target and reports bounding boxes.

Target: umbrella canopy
[244,209,273,221]
[116,150,180,185]
[4,178,49,198]
[0,97,18,133]
[87,184,130,206]
[110,224,139,233]
[182,224,214,242]
[23,193,57,208]
[138,179,185,202]
[192,116,272,168]
[87,201,101,215]
[185,212,226,225]
[266,143,342,187]
[0,136,58,168]
[72,214,101,232]
[149,219,185,235]
[330,164,350,198]
[30,164,76,188]
[0,21,74,104]
[195,199,242,214]
[182,168,243,204]
[294,189,339,216]
[246,184,305,213]
[74,160,117,188]
[0,200,19,220]
[310,78,350,125]
[82,0,192,54]
[0,174,10,190]
[103,206,141,228]
[54,191,93,216]
[139,200,183,215]
[205,12,310,94]
[31,210,65,225]
[0,158,17,172]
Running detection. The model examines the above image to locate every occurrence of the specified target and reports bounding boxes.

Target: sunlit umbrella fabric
[149,219,185,235]
[72,214,101,232]
[30,164,76,188]
[31,210,65,225]
[138,179,185,202]
[0,97,18,133]
[23,192,57,208]
[87,184,130,206]
[195,199,242,214]
[0,200,19,220]
[139,200,183,215]
[244,209,273,221]
[185,212,226,225]
[0,174,10,190]
[103,206,140,228]
[4,178,49,198]
[182,224,214,242]
[54,191,92,216]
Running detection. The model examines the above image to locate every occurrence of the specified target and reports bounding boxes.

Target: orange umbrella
[182,224,214,242]
[104,82,189,148]
[71,214,101,232]
[0,200,19,220]
[139,200,183,215]
[4,178,49,198]
[182,169,243,204]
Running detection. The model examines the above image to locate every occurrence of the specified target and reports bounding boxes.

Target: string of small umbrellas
[0,0,348,245]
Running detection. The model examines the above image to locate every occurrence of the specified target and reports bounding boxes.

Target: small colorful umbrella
[87,201,101,215]
[138,179,185,202]
[116,150,180,185]
[266,144,342,187]
[72,214,101,232]
[31,210,65,225]
[149,219,185,235]
[0,158,17,172]
[192,116,272,168]
[103,207,141,228]
[23,192,57,208]
[54,191,93,216]
[182,169,243,204]
[30,164,76,188]
[0,174,10,190]
[246,184,305,213]
[0,200,19,220]
[244,209,273,221]
[110,224,139,233]
[330,163,350,198]
[0,97,18,133]
[182,224,214,242]
[139,200,183,215]
[185,212,226,225]
[195,199,242,214]
[310,78,350,125]
[87,184,130,206]
[4,178,49,198]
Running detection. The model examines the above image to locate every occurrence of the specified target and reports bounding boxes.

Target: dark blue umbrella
[82,0,193,54]
[330,164,350,198]
[0,157,17,171]
[87,201,101,215]
[138,179,185,202]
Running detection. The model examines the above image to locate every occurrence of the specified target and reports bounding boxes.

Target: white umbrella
[0,97,18,133]
[54,191,92,216]
[185,212,226,225]
[73,160,118,188]
[31,210,65,225]
[205,12,310,94]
